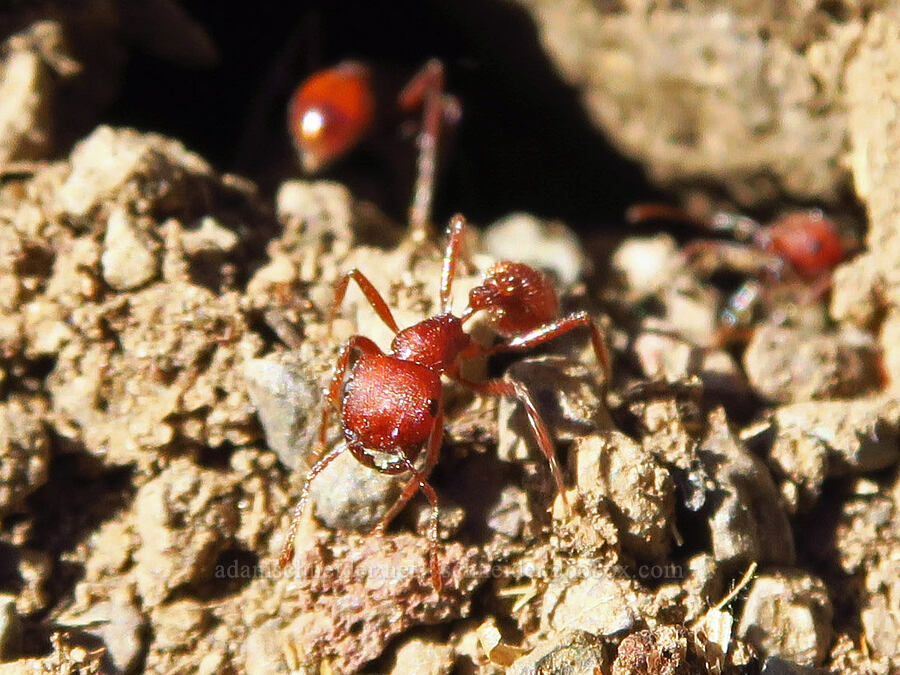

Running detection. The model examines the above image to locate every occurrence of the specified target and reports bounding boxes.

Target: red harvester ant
[626,203,849,338]
[288,59,458,241]
[279,215,611,591]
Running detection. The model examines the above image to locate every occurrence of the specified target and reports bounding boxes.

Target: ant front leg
[280,336,381,567]
[279,442,346,568]
[330,269,400,335]
[398,454,443,592]
[454,375,571,516]
[494,311,612,383]
[626,203,762,242]
[399,60,459,242]
[374,410,444,535]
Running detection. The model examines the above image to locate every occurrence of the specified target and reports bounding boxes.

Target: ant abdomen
[288,61,375,174]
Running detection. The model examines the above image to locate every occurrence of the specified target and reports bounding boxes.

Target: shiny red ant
[278,215,611,591]
[288,59,458,241]
[626,203,848,338]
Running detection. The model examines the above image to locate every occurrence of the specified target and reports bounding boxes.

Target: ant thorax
[390,314,473,371]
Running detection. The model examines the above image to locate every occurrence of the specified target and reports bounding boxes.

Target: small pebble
[484,213,588,285]
[738,571,833,667]
[507,630,610,675]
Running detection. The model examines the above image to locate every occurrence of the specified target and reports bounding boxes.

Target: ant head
[287,61,375,173]
[467,261,559,338]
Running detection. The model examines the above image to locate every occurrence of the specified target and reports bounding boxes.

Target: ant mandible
[626,203,848,337]
[278,215,611,591]
[288,59,457,242]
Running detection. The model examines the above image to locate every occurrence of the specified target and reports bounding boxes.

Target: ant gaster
[288,59,457,242]
[279,215,611,591]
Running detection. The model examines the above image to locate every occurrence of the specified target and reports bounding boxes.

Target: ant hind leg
[279,442,346,568]
[495,311,612,384]
[455,375,571,516]
[395,453,443,592]
[374,412,444,535]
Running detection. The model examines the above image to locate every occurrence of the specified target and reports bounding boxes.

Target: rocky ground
[0,2,899,675]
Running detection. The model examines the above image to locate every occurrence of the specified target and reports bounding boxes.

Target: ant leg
[331,269,400,334]
[440,215,467,314]
[626,203,763,242]
[625,202,705,227]
[279,442,346,568]
[397,454,443,592]
[492,311,612,383]
[374,411,444,535]
[713,280,764,347]
[681,240,783,280]
[399,59,457,242]
[455,375,571,515]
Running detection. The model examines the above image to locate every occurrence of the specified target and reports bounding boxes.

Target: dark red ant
[278,215,611,591]
[626,203,849,337]
[626,203,846,280]
[288,59,458,241]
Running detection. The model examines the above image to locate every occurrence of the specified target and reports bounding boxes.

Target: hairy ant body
[279,215,610,591]
[288,59,458,241]
[626,203,848,338]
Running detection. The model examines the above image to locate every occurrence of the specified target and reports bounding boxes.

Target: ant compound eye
[427,398,439,417]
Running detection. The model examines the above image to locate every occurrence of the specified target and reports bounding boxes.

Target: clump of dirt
[0,5,898,675]
[509,0,863,206]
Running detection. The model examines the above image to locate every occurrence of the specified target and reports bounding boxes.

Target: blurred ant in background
[288,59,460,241]
[626,203,852,343]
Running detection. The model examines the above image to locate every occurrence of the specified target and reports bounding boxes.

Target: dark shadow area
[25,445,135,610]
[27,447,135,559]
[180,547,261,601]
[0,541,23,596]
[104,0,658,233]
[412,448,515,546]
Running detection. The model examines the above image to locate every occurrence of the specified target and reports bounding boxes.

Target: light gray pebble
[738,571,833,667]
[69,598,146,674]
[771,398,900,478]
[484,213,588,286]
[485,485,531,539]
[244,352,324,472]
[307,445,401,531]
[541,574,644,637]
[507,630,610,675]
[244,619,294,675]
[101,208,160,291]
[574,431,675,561]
